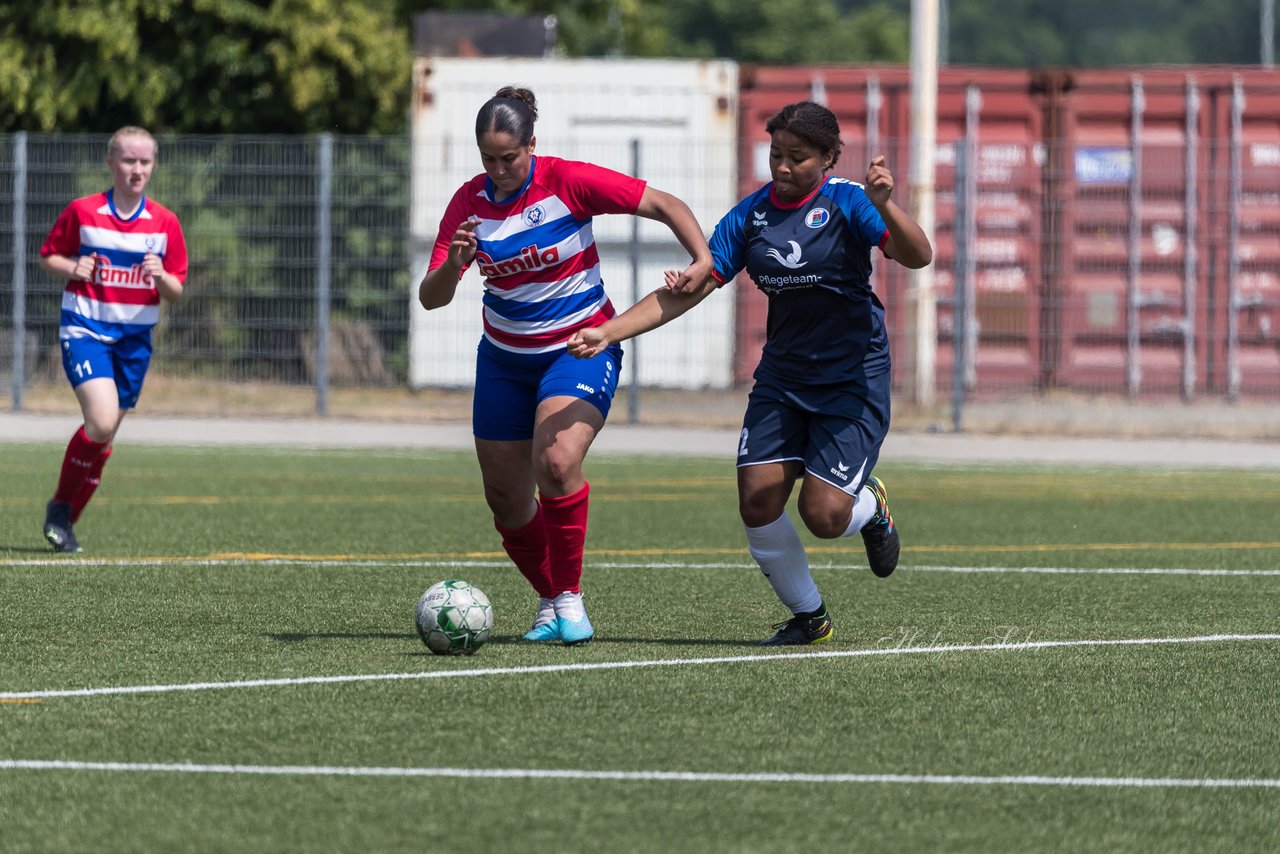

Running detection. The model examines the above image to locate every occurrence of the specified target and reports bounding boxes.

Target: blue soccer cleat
[522,598,559,642]
[553,591,594,646]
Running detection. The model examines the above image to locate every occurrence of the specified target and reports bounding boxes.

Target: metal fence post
[1126,76,1145,398]
[1182,79,1199,401]
[627,137,641,425]
[952,86,979,433]
[1226,76,1244,402]
[315,133,333,416]
[11,131,27,412]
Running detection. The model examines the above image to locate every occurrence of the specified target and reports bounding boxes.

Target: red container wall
[736,66,1043,391]
[735,64,1280,398]
[1055,68,1280,395]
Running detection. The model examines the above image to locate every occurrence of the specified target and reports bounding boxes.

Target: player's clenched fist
[566,327,609,359]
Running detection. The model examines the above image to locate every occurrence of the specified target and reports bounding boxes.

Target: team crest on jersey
[805,208,830,229]
[524,204,546,226]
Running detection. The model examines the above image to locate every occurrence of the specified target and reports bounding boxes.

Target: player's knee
[82,419,115,444]
[738,493,784,529]
[535,450,578,491]
[482,482,531,519]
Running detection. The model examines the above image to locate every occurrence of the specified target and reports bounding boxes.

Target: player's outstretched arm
[566,271,718,359]
[864,155,933,269]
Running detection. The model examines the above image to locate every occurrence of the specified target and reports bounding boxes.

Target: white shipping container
[409,57,739,390]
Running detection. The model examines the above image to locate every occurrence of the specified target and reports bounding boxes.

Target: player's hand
[448,218,481,267]
[73,253,98,282]
[141,252,165,283]
[663,257,714,294]
[566,327,609,359]
[865,155,895,208]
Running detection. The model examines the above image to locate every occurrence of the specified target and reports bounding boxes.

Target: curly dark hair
[765,101,842,168]
[475,86,538,146]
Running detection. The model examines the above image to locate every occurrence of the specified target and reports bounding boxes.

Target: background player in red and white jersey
[419,86,712,645]
[38,126,188,552]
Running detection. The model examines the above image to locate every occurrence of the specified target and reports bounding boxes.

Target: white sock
[744,513,821,614]
[841,485,879,538]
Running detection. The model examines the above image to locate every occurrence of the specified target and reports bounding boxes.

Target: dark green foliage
[0,0,411,133]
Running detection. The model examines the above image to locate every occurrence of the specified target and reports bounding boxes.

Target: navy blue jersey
[709,177,891,386]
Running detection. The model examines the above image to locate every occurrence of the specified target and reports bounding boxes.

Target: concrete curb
[2,412,1277,468]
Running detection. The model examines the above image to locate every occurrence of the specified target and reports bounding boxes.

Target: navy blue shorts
[736,371,891,495]
[60,333,152,410]
[472,338,624,441]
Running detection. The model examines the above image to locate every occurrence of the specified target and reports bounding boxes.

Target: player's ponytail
[476,87,538,146]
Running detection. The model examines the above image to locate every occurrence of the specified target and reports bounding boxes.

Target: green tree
[398,0,911,62]
[947,0,1264,67]
[0,0,411,133]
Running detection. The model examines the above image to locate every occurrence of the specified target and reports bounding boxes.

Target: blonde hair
[107,126,157,158]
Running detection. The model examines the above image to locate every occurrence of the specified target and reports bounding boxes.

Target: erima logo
[576,383,596,394]
[752,210,768,226]
[765,240,807,269]
[805,208,829,228]
[829,461,851,481]
[476,245,561,279]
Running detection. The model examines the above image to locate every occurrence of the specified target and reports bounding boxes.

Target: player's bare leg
[798,472,899,578]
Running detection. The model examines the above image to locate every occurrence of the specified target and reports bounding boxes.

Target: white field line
[2,633,1278,701]
[0,759,1277,789]
[2,556,1279,576]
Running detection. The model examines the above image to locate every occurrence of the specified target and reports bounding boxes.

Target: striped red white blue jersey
[41,190,188,343]
[430,155,646,355]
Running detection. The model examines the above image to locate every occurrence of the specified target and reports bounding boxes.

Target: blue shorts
[60,334,152,410]
[472,338,624,441]
[736,371,891,495]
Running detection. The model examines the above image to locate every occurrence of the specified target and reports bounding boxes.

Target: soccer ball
[415,579,494,655]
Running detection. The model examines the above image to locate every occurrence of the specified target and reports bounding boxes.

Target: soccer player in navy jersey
[569,101,932,645]
[418,86,713,645]
[38,126,189,553]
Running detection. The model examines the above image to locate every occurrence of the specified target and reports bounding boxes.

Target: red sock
[54,426,108,508]
[71,445,112,523]
[495,504,553,598]
[542,482,590,595]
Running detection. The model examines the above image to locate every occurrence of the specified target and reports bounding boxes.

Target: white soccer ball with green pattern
[415,579,494,655]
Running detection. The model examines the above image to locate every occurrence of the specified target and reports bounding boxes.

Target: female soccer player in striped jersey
[39,126,189,553]
[569,101,933,645]
[418,86,713,645]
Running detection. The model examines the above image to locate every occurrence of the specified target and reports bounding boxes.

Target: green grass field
[2,441,1278,852]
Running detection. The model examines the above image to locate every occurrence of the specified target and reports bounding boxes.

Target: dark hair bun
[494,86,538,123]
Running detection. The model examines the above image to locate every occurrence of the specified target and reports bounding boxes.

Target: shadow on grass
[400,635,764,655]
[0,545,68,554]
[267,631,418,643]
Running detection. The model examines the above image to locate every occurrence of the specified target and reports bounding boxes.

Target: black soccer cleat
[759,609,834,646]
[43,500,83,554]
[860,476,899,578]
